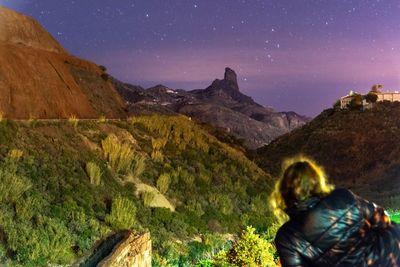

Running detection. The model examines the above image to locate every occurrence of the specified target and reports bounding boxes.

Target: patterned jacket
[275,188,400,267]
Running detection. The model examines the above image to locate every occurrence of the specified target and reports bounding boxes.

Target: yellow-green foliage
[142,191,155,207]
[85,162,102,186]
[216,226,276,267]
[208,193,234,215]
[15,195,40,221]
[0,154,31,203]
[98,115,107,123]
[156,173,170,194]
[130,115,266,181]
[151,137,168,161]
[0,111,4,122]
[151,150,164,162]
[68,115,79,128]
[8,149,23,160]
[105,195,136,230]
[102,134,135,174]
[132,155,146,179]
[130,115,210,152]
[0,211,74,266]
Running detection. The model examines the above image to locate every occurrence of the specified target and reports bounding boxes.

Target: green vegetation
[101,134,136,175]
[68,115,79,128]
[85,161,102,186]
[215,226,277,267]
[0,115,273,265]
[105,195,136,230]
[388,210,400,223]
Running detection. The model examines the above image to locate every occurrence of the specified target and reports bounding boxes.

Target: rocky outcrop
[98,232,151,267]
[115,68,309,149]
[75,231,151,267]
[0,6,127,119]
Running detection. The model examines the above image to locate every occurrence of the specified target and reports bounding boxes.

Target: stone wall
[97,232,152,267]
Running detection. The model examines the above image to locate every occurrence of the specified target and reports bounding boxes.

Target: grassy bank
[0,116,274,266]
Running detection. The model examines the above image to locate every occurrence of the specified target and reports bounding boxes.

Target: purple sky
[2,0,400,116]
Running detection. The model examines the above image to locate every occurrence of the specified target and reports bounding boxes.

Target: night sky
[2,0,400,116]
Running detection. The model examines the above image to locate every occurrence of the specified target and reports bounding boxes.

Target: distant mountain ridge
[0,6,127,119]
[114,68,309,149]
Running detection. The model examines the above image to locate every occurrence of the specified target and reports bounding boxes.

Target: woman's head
[270,156,334,222]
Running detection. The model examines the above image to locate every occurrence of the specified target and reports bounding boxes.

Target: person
[270,156,400,267]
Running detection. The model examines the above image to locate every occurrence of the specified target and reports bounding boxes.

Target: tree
[349,94,363,110]
[365,93,378,103]
[370,84,383,93]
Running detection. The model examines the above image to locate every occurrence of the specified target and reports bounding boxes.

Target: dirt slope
[0,6,126,119]
[255,103,400,206]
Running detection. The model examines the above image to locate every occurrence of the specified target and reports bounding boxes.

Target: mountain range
[0,5,308,148]
[114,67,309,149]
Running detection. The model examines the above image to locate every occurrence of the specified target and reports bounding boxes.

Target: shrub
[0,160,31,203]
[105,195,136,230]
[101,73,109,81]
[218,226,276,267]
[68,115,79,128]
[98,115,107,123]
[102,134,135,174]
[157,173,170,194]
[365,93,378,103]
[142,191,155,207]
[85,162,102,186]
[132,155,146,179]
[0,214,74,266]
[8,149,23,160]
[349,94,363,110]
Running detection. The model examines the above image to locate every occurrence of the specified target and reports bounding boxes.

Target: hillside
[256,102,400,207]
[0,116,273,266]
[114,68,309,149]
[0,6,127,119]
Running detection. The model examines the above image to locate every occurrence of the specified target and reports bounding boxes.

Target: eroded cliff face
[0,6,127,119]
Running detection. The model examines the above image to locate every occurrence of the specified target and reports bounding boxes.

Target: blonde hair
[269,155,334,223]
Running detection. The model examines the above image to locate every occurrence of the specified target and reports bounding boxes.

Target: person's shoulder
[274,221,295,245]
[324,187,357,204]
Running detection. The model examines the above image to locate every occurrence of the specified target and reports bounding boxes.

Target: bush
[85,162,102,186]
[0,213,74,266]
[157,173,170,194]
[68,115,79,128]
[97,115,107,123]
[218,226,276,267]
[365,93,378,103]
[102,134,135,174]
[101,73,109,81]
[142,191,155,207]
[105,195,136,230]
[0,158,31,203]
[349,94,363,110]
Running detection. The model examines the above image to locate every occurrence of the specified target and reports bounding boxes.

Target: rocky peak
[0,5,64,53]
[223,67,239,91]
[224,67,238,84]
